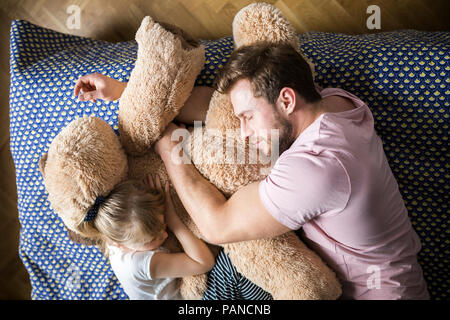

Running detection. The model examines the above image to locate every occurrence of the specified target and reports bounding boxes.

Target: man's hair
[215,43,321,105]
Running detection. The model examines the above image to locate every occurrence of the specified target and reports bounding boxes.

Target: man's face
[230,78,294,156]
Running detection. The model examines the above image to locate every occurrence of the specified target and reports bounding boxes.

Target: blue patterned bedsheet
[9,19,449,300]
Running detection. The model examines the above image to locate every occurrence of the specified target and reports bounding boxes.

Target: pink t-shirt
[258,87,429,300]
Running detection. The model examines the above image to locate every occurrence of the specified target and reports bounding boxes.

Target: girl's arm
[74,73,127,102]
[149,176,215,279]
[75,73,213,124]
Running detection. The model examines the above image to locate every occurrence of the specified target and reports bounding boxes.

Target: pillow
[9,19,448,300]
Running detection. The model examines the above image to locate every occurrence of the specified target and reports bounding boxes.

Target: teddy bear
[39,2,342,299]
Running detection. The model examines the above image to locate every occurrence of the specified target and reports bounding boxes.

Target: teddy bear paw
[135,16,156,45]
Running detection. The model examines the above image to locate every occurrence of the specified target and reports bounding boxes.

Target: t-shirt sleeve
[258,153,350,230]
[128,250,156,281]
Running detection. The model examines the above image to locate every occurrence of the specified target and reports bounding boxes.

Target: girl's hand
[163,179,182,230]
[144,174,181,230]
[143,173,157,191]
[73,72,127,102]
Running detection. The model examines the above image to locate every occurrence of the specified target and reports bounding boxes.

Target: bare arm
[175,86,214,124]
[149,176,215,279]
[155,126,291,244]
[74,72,127,102]
[75,73,213,124]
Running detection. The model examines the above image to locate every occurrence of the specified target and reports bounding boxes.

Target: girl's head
[77,179,168,254]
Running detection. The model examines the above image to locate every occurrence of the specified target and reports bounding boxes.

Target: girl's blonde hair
[75,179,166,256]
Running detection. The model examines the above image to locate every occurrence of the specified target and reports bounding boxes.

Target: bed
[9,19,449,299]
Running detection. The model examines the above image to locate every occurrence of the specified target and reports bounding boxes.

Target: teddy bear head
[39,117,128,238]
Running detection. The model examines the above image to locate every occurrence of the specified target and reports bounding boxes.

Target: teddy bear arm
[118,17,205,155]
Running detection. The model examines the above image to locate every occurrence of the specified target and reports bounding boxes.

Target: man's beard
[273,111,295,155]
[259,111,295,157]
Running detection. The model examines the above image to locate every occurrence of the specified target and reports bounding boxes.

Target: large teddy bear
[39,3,341,299]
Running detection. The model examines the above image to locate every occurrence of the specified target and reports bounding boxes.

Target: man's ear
[278,87,297,116]
[38,153,48,177]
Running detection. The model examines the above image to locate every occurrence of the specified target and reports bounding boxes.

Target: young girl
[82,174,215,300]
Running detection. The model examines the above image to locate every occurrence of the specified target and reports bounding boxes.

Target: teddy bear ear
[38,153,48,177]
[231,3,316,78]
[232,3,300,50]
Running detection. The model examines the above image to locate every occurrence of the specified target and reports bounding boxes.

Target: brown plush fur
[40,3,342,300]
[232,3,315,76]
[39,116,128,234]
[118,16,205,155]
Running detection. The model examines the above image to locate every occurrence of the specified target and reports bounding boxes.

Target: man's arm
[175,86,214,124]
[156,125,291,244]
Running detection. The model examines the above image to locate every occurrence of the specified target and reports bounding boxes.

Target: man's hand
[73,72,127,102]
[154,122,187,159]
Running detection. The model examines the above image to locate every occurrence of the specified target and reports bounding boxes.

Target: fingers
[155,174,163,191]
[163,180,174,208]
[73,77,83,97]
[74,73,101,102]
[74,74,94,97]
[74,82,93,97]
[78,91,99,102]
[145,174,170,195]
[164,180,170,193]
[146,174,155,189]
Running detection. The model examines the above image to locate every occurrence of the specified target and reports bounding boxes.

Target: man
[154,43,429,299]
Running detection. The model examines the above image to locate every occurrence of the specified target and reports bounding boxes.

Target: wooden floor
[0,0,448,299]
[1,0,449,41]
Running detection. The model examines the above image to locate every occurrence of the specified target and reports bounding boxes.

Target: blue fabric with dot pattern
[9,19,449,300]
